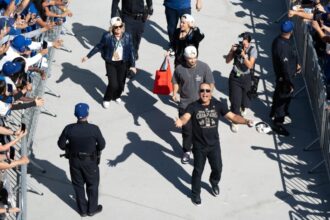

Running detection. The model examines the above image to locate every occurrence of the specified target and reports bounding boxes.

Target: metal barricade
[14,23,63,220]
[282,0,330,181]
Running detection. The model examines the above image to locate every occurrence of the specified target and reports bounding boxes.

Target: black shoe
[181,152,191,164]
[80,213,87,217]
[191,196,201,206]
[211,185,220,197]
[88,205,102,216]
[272,124,290,136]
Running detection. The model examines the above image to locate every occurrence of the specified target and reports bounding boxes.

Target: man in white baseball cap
[172,45,215,164]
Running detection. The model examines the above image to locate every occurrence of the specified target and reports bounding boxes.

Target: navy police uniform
[111,0,153,60]
[58,103,106,216]
[270,21,298,135]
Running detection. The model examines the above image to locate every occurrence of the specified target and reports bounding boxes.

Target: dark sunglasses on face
[200,89,211,93]
[114,25,123,29]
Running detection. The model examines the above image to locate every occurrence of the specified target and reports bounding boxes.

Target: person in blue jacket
[82,17,136,109]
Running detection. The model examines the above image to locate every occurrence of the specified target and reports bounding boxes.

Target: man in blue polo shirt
[164,0,202,49]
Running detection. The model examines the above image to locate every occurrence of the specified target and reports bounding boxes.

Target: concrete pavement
[27,0,330,219]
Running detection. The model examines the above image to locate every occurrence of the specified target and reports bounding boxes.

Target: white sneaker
[284,115,292,124]
[230,123,238,133]
[102,101,110,109]
[115,98,122,103]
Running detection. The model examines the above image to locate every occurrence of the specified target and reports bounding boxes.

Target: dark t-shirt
[186,99,229,146]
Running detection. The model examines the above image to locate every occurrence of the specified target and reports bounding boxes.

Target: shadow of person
[121,80,182,157]
[28,151,77,213]
[108,132,209,197]
[213,70,229,97]
[72,23,107,50]
[57,62,107,104]
[143,20,169,50]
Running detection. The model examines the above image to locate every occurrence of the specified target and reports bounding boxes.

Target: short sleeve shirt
[186,99,229,146]
[234,45,257,73]
[172,60,214,109]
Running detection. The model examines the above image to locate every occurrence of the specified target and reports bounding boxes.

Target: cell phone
[21,123,26,132]
[42,40,48,49]
[7,84,13,93]
[9,147,15,160]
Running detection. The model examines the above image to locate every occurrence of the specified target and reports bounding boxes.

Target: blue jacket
[87,32,135,67]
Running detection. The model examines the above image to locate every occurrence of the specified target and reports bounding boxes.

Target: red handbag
[153,56,173,95]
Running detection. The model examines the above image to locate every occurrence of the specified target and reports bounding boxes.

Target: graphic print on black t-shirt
[187,99,229,146]
[196,107,218,128]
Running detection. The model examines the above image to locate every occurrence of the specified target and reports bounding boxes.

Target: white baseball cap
[184,46,198,58]
[110,17,123,27]
[181,14,195,26]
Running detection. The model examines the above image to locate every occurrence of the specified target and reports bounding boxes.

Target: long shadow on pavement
[28,151,77,212]
[108,132,210,197]
[121,79,181,157]
[72,23,106,50]
[231,0,330,219]
[143,20,169,50]
[57,62,107,104]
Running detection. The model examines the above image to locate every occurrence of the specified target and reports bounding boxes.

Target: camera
[313,7,323,23]
[234,42,243,57]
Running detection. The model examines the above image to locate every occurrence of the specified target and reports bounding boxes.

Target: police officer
[58,103,106,217]
[270,20,299,136]
[225,32,257,133]
[111,0,153,60]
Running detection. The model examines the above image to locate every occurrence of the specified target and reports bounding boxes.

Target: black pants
[179,107,192,153]
[229,72,251,115]
[191,142,222,198]
[104,61,127,101]
[69,158,100,214]
[270,83,292,124]
[122,15,145,59]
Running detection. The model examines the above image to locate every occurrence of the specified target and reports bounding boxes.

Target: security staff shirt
[271,35,297,83]
[111,0,153,17]
[58,121,106,154]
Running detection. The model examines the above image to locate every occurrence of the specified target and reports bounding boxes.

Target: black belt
[123,12,144,20]
[70,152,96,160]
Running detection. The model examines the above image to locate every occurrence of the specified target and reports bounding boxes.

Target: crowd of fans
[0,0,72,217]
[289,0,330,99]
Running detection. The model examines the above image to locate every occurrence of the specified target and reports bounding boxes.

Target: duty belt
[70,152,96,160]
[123,12,144,20]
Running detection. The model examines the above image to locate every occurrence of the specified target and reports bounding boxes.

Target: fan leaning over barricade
[175,82,254,206]
[0,63,44,113]
[82,17,137,109]
[172,45,214,164]
[0,34,62,71]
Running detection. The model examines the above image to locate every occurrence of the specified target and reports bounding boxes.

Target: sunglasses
[200,89,211,93]
[113,25,123,29]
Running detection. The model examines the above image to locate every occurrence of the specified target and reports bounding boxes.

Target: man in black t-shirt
[175,83,253,206]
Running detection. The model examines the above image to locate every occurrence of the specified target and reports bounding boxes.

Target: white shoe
[284,115,292,124]
[102,101,110,109]
[230,123,238,133]
[115,98,122,103]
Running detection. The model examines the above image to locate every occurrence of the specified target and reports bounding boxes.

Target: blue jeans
[165,6,191,47]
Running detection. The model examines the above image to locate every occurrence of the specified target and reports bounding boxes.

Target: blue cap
[74,103,89,119]
[11,35,32,53]
[0,17,15,30]
[2,61,22,76]
[281,20,294,33]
